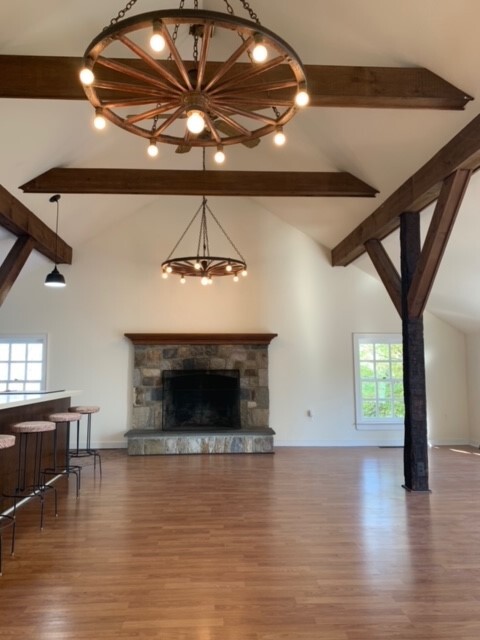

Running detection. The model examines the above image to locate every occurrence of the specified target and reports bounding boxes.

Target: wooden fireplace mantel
[124,333,278,345]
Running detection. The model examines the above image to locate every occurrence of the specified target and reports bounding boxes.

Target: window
[0,335,47,392]
[353,333,404,430]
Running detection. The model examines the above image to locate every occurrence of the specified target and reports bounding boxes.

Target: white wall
[0,197,470,447]
[466,333,480,446]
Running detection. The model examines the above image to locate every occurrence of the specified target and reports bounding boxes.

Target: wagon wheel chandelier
[161,150,247,285]
[80,0,309,162]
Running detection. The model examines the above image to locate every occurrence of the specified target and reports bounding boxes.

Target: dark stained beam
[407,169,471,318]
[0,56,471,110]
[0,185,72,264]
[400,213,429,492]
[0,236,35,307]
[20,168,378,198]
[332,113,480,267]
[364,239,402,316]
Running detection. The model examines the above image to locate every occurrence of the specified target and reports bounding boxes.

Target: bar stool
[43,412,82,497]
[69,406,102,477]
[0,434,16,576]
[9,421,57,531]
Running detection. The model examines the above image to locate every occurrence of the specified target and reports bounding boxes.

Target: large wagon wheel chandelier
[80,0,309,162]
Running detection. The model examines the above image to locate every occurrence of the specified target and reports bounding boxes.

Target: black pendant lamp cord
[49,194,61,265]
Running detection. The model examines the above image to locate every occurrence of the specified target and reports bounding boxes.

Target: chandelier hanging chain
[192,0,200,64]
[237,0,261,24]
[170,0,186,50]
[197,198,211,257]
[204,200,246,262]
[105,0,139,30]
[164,201,204,261]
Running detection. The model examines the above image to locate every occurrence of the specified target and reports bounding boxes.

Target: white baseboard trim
[274,439,404,447]
[88,440,128,449]
[428,438,472,447]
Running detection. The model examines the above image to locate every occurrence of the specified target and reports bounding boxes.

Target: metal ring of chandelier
[162,256,246,278]
[80,9,309,148]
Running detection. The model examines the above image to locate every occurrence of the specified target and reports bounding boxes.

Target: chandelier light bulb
[241,269,248,277]
[194,261,202,270]
[166,265,173,273]
[233,275,239,282]
[226,263,233,272]
[186,110,206,134]
[162,271,168,279]
[214,147,226,164]
[252,35,268,63]
[150,20,166,52]
[93,111,106,130]
[180,275,186,284]
[273,128,286,146]
[295,90,310,107]
[201,276,209,286]
[147,140,159,157]
[79,67,95,86]
[208,277,213,285]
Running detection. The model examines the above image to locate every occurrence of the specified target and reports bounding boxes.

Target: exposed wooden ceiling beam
[364,239,402,316]
[0,185,72,264]
[407,169,471,318]
[20,168,378,198]
[0,236,35,307]
[0,55,471,110]
[332,113,480,267]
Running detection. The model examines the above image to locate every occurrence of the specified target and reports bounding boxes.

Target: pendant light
[44,194,66,288]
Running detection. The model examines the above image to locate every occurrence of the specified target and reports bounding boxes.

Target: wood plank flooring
[1,445,480,639]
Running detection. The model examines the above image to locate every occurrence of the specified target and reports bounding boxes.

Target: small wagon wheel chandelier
[80,0,309,162]
[161,150,247,285]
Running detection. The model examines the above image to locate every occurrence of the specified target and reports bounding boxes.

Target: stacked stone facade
[131,343,270,432]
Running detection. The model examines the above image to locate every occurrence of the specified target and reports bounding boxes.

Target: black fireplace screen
[162,369,241,431]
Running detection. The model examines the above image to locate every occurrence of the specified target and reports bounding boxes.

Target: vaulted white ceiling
[2,0,480,331]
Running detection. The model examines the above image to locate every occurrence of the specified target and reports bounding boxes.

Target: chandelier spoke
[118,35,186,92]
[217,79,299,97]
[209,55,289,96]
[159,23,194,91]
[102,97,176,109]
[126,101,180,125]
[210,109,251,137]
[210,103,278,126]
[203,113,223,144]
[218,96,296,108]
[152,105,187,137]
[96,56,182,96]
[92,80,168,98]
[196,23,214,90]
[203,34,255,92]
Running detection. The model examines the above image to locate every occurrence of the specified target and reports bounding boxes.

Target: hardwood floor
[1,445,480,639]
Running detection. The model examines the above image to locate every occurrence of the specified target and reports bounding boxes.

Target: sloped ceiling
[1,0,480,331]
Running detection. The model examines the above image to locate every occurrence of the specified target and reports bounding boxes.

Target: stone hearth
[124,333,277,455]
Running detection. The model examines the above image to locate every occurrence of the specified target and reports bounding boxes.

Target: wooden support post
[400,213,429,491]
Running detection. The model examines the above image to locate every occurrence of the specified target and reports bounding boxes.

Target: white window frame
[0,334,48,392]
[353,333,404,431]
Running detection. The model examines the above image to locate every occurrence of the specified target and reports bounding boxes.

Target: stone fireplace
[124,333,277,455]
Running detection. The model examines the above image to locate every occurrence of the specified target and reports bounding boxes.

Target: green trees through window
[354,334,404,428]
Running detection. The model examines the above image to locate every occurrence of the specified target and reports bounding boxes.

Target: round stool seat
[49,412,82,423]
[12,421,55,434]
[70,406,100,415]
[0,434,15,449]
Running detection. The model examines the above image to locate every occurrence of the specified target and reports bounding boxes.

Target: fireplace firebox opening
[162,369,241,431]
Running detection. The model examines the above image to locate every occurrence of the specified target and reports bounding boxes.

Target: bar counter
[0,390,81,513]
